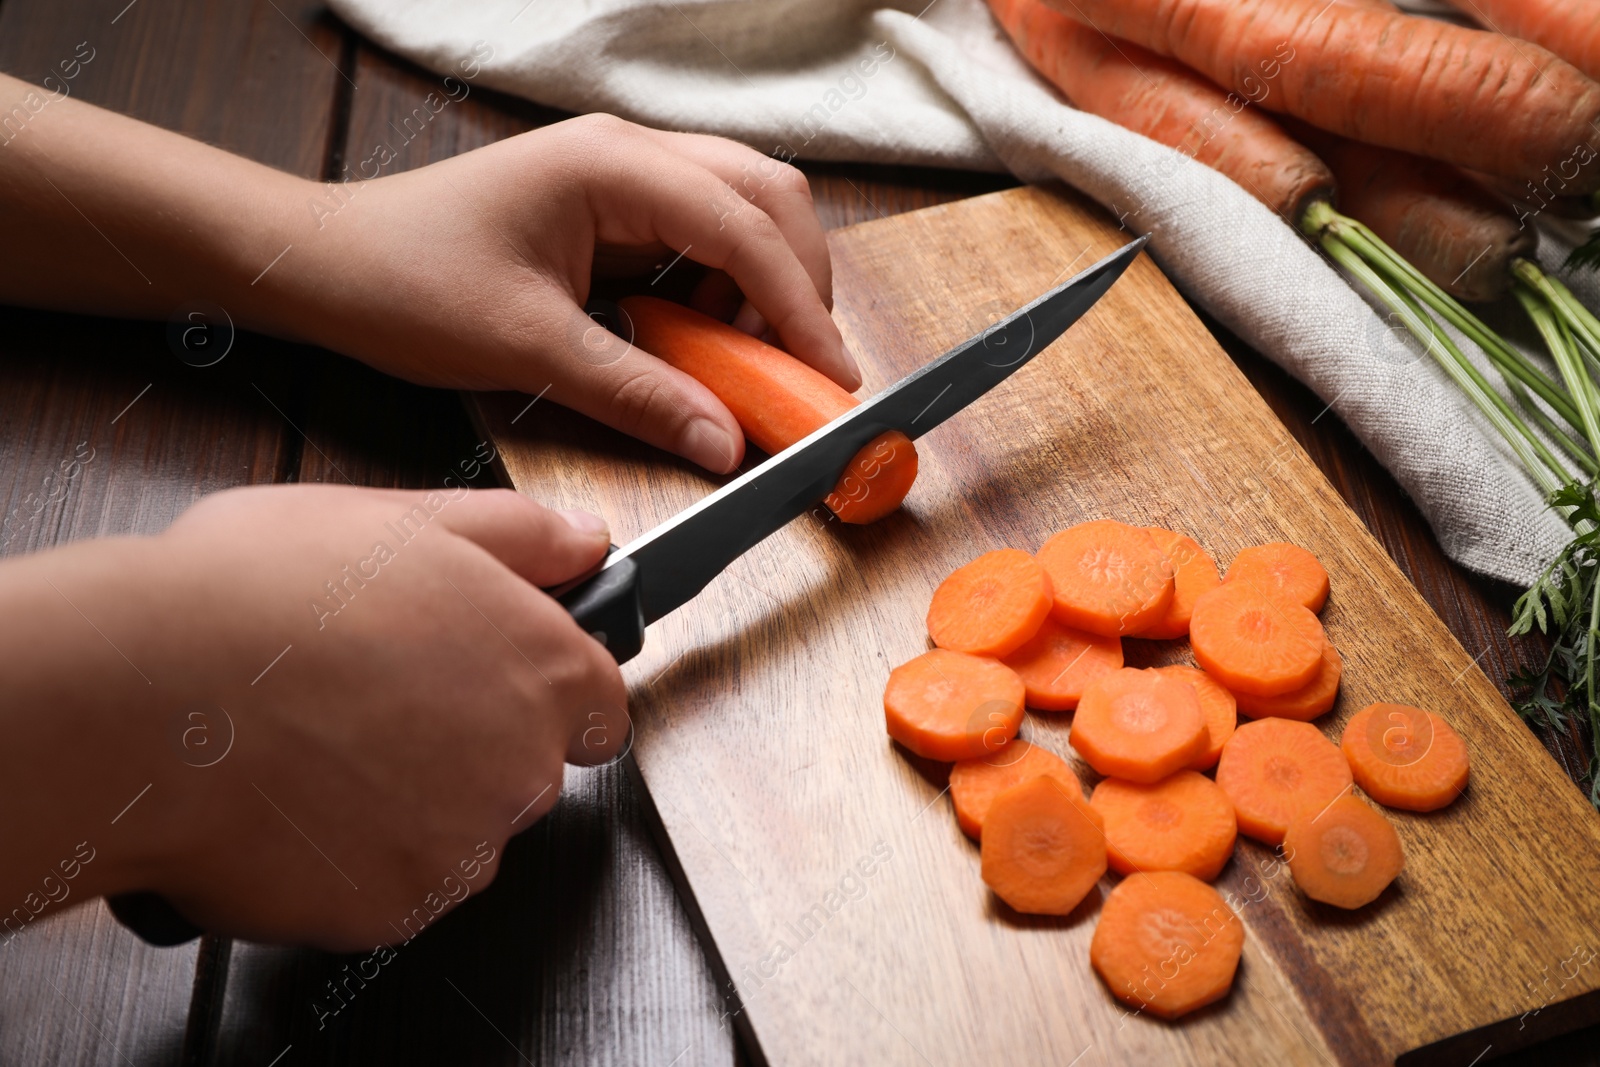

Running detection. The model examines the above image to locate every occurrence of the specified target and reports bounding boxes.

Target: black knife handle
[108,890,203,946]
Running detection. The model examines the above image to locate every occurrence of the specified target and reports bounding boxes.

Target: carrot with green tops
[950,738,1083,839]
[1442,0,1600,82]
[1041,0,1600,193]
[1036,520,1174,637]
[1216,718,1353,846]
[1155,664,1236,770]
[1069,668,1208,783]
[1284,794,1405,909]
[1233,641,1343,722]
[1139,529,1221,639]
[1090,871,1244,1019]
[1091,771,1238,880]
[883,649,1024,761]
[928,549,1054,658]
[980,775,1107,915]
[1224,541,1329,613]
[1340,703,1470,811]
[1001,615,1123,711]
[618,296,917,523]
[1189,583,1326,697]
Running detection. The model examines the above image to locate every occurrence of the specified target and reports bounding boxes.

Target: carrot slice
[1090,871,1244,1020]
[1001,616,1123,711]
[1091,771,1238,881]
[1070,668,1208,783]
[823,431,920,524]
[1155,665,1237,771]
[1215,718,1354,846]
[980,775,1107,914]
[1284,794,1405,909]
[927,548,1053,658]
[1189,583,1325,697]
[1036,520,1175,637]
[1339,703,1470,812]
[1138,529,1221,639]
[1224,542,1330,612]
[950,738,1084,840]
[1234,641,1343,722]
[884,650,1024,761]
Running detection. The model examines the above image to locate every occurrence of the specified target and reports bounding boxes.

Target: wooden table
[0,2,1591,1064]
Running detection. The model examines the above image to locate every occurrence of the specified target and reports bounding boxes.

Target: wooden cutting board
[471,185,1600,1066]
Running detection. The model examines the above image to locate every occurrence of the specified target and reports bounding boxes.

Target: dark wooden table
[0,2,1592,1064]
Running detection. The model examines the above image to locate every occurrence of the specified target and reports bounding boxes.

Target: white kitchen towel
[328,0,1573,587]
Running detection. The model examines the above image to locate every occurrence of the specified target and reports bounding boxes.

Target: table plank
[0,0,342,1062]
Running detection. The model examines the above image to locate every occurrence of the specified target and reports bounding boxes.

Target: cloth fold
[330,0,1572,586]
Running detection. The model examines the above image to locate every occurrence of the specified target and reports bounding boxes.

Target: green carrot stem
[1515,284,1600,466]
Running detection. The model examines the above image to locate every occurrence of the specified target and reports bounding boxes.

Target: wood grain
[477,185,1600,1065]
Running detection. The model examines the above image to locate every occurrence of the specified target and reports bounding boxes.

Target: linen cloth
[328,0,1575,586]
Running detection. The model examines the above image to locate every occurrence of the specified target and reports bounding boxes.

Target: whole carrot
[1042,0,1600,193]
[1443,0,1600,82]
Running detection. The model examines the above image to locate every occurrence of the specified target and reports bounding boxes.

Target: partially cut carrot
[1155,665,1237,771]
[1224,542,1329,613]
[927,549,1053,658]
[1001,616,1123,711]
[1091,771,1238,881]
[980,775,1107,915]
[1139,529,1222,639]
[1339,703,1470,812]
[618,295,917,523]
[1070,668,1208,783]
[1284,794,1405,909]
[1215,718,1354,846]
[1234,641,1343,722]
[1036,520,1175,637]
[950,738,1084,840]
[1090,871,1245,1020]
[1189,583,1326,697]
[884,650,1024,761]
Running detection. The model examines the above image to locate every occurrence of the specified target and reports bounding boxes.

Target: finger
[689,269,744,322]
[429,488,612,587]
[564,695,632,766]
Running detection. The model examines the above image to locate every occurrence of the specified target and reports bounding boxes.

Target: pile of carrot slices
[883,519,1473,1020]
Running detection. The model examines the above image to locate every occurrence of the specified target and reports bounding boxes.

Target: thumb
[432,488,611,587]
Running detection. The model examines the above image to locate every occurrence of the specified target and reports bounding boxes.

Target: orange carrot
[1284,794,1405,909]
[1442,0,1600,82]
[1339,703,1471,811]
[1091,771,1238,881]
[1156,664,1237,771]
[1036,520,1175,637]
[950,738,1084,840]
[1138,529,1222,639]
[1044,0,1600,193]
[1090,871,1244,1020]
[980,775,1108,914]
[1223,542,1329,613]
[884,649,1024,761]
[927,549,1054,658]
[988,0,1334,222]
[1189,583,1326,697]
[1001,616,1124,711]
[1233,640,1343,722]
[1070,668,1208,783]
[618,295,917,523]
[1215,718,1353,846]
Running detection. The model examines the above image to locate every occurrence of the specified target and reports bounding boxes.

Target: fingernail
[684,418,741,473]
[732,302,766,336]
[558,509,610,539]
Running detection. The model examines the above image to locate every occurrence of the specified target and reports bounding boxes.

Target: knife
[109,233,1147,946]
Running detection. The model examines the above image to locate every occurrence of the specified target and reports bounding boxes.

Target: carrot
[1155,664,1237,771]
[1036,520,1175,637]
[617,295,917,523]
[1339,703,1471,812]
[1001,616,1123,711]
[987,0,1334,222]
[1215,718,1354,846]
[1284,794,1405,909]
[1233,640,1343,722]
[1188,583,1326,697]
[950,737,1084,840]
[1089,871,1244,1020]
[1044,0,1600,193]
[927,548,1054,658]
[1069,668,1208,783]
[1293,129,1538,303]
[1091,771,1238,881]
[1442,0,1600,82]
[884,649,1024,761]
[1138,529,1222,639]
[1223,541,1329,613]
[980,775,1107,915]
